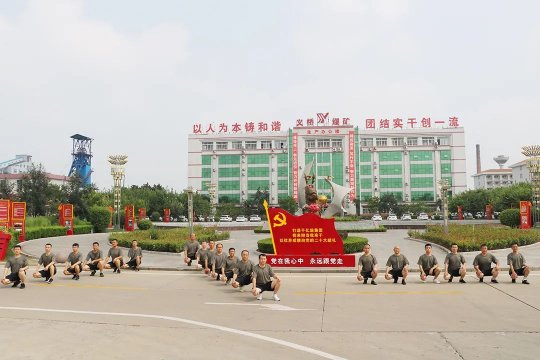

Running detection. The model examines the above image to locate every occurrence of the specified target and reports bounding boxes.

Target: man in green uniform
[417,243,441,284]
[232,250,254,291]
[184,233,200,267]
[212,243,227,280]
[252,254,281,301]
[473,244,500,283]
[508,242,531,284]
[444,244,467,283]
[123,240,142,271]
[84,242,105,277]
[1,245,29,289]
[104,239,124,273]
[357,244,378,285]
[385,246,409,285]
[222,247,239,285]
[63,243,83,280]
[196,241,209,271]
[32,243,56,284]
[205,241,216,276]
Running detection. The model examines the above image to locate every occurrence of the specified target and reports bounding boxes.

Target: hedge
[109,226,230,253]
[499,209,520,228]
[408,224,540,252]
[88,206,111,233]
[257,236,368,255]
[22,225,92,241]
[137,219,153,230]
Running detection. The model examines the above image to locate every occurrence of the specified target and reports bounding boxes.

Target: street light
[206,182,217,220]
[108,155,128,230]
[438,179,450,234]
[184,186,194,234]
[522,145,540,228]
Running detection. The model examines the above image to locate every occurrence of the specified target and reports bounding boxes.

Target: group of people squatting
[357,242,532,285]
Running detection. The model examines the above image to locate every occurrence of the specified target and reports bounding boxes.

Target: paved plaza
[1,230,539,359]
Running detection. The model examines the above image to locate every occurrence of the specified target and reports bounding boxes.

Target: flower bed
[109,226,230,253]
[408,224,540,251]
[257,236,368,255]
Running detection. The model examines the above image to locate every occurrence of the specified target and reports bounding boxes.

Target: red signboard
[124,204,135,232]
[266,255,355,267]
[520,201,532,229]
[265,204,344,255]
[348,130,356,201]
[11,202,26,241]
[457,206,464,220]
[0,199,10,230]
[163,208,171,223]
[138,208,146,221]
[58,204,74,234]
[485,204,493,221]
[292,133,299,201]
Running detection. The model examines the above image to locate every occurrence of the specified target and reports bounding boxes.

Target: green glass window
[318,179,330,190]
[443,177,452,185]
[440,150,451,161]
[247,154,269,164]
[218,155,241,165]
[380,178,403,188]
[360,152,371,163]
[360,165,372,175]
[410,164,433,175]
[202,168,211,179]
[202,155,212,166]
[409,151,433,161]
[411,191,434,201]
[248,180,269,190]
[247,167,269,177]
[318,165,331,177]
[278,166,288,177]
[361,192,373,201]
[379,151,402,162]
[317,153,330,163]
[278,179,288,190]
[219,181,240,191]
[410,177,434,188]
[441,163,452,174]
[360,178,372,189]
[218,167,240,178]
[305,153,315,165]
[219,194,240,203]
[381,191,403,201]
[379,164,402,175]
[277,154,288,164]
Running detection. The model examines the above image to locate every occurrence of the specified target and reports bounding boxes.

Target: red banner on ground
[266,255,355,267]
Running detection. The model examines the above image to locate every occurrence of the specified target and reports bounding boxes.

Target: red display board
[0,199,10,232]
[59,204,74,235]
[163,208,171,223]
[124,204,135,232]
[11,202,26,241]
[264,201,354,267]
[0,231,12,261]
[457,206,464,220]
[138,208,146,221]
[485,204,493,221]
[520,201,532,229]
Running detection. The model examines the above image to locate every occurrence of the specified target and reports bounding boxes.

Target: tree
[278,196,298,215]
[378,194,398,213]
[0,180,16,200]
[366,196,380,213]
[18,164,51,216]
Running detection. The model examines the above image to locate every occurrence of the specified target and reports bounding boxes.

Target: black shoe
[522,279,530,285]
[74,275,80,280]
[393,277,398,284]
[90,270,96,276]
[20,283,25,289]
[363,278,368,285]
[188,259,192,266]
[47,278,54,284]
[448,276,453,283]
[402,279,406,285]
[100,272,104,277]
[491,279,498,284]
[371,280,377,285]
[459,279,466,283]
[512,279,516,283]
[72,275,76,280]
[479,277,483,282]
[117,269,121,274]
[11,281,20,288]
[113,268,117,273]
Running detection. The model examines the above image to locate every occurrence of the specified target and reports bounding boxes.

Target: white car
[371,214,383,221]
[418,213,429,221]
[401,213,412,221]
[235,215,248,222]
[387,214,398,221]
[249,215,262,222]
[219,215,233,222]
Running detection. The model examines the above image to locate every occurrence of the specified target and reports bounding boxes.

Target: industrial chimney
[476,144,481,174]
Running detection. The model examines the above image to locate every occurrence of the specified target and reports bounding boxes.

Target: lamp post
[185,186,194,234]
[108,155,128,230]
[438,179,450,234]
[522,145,540,228]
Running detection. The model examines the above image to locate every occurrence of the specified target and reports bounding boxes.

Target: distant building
[509,160,530,184]
[0,155,32,174]
[0,173,70,191]
[472,169,513,189]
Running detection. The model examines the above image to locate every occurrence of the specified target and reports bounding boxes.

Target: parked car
[387,214,398,221]
[371,214,383,221]
[475,212,485,219]
[235,215,247,222]
[178,216,188,222]
[249,215,262,222]
[197,215,206,222]
[418,213,429,221]
[401,213,412,221]
[219,215,233,222]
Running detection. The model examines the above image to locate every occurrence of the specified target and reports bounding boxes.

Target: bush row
[256,236,368,255]
[408,224,540,251]
[23,225,92,241]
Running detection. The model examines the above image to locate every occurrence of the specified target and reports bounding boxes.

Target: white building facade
[472,169,513,189]
[510,160,530,184]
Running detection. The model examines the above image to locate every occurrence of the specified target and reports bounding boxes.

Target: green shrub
[73,225,92,235]
[257,236,368,254]
[88,206,111,233]
[149,228,159,240]
[150,211,161,222]
[499,209,520,228]
[408,224,540,251]
[137,219,153,230]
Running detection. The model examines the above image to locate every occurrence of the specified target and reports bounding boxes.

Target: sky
[0,0,539,191]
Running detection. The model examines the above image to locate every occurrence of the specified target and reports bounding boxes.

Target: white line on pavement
[0,306,346,360]
[205,302,315,311]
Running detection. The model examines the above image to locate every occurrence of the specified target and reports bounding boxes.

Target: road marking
[295,290,463,296]
[0,306,345,360]
[34,283,147,291]
[205,302,314,311]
